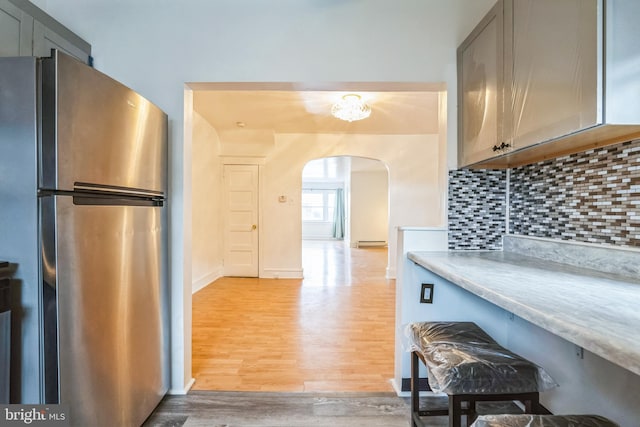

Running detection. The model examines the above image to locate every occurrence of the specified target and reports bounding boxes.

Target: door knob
[252,224,257,230]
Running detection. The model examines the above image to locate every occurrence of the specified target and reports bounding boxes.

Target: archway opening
[302,156,389,247]
[301,156,390,288]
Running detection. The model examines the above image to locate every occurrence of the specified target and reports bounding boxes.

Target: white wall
[191,112,223,293]
[350,169,389,246]
[393,227,448,394]
[31,0,496,393]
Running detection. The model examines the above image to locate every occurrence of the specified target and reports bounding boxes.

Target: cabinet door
[511,0,600,150]
[33,20,90,64]
[458,1,506,167]
[0,0,33,57]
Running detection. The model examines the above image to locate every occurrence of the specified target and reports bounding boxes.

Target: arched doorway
[301,156,389,248]
[300,156,390,287]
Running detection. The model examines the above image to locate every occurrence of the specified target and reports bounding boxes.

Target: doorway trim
[183,81,449,396]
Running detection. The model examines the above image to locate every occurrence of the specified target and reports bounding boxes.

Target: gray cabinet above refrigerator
[0,0,91,64]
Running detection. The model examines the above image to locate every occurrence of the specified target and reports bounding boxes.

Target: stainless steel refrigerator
[0,50,168,426]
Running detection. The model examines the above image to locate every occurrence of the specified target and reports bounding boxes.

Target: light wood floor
[191,240,395,392]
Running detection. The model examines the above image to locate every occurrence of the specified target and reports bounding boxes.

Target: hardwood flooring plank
[191,241,395,392]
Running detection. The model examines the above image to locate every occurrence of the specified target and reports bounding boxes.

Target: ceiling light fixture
[331,94,371,122]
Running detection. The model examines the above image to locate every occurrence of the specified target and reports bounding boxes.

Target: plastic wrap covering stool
[407,322,558,427]
[407,322,557,395]
[471,414,619,427]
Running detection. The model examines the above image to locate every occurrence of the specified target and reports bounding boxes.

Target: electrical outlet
[420,283,434,303]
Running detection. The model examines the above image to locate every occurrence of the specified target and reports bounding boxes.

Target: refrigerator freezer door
[42,195,167,427]
[40,50,167,194]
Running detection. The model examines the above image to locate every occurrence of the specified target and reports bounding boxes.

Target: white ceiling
[191,83,443,136]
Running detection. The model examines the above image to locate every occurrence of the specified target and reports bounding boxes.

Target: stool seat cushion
[471,414,619,427]
[407,322,557,395]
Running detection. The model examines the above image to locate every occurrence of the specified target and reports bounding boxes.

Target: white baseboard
[390,378,408,397]
[261,268,304,279]
[168,377,195,395]
[386,267,396,280]
[192,267,223,294]
[356,240,387,248]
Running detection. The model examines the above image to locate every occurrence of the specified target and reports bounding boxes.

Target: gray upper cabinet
[0,0,32,56]
[459,0,640,168]
[510,0,600,151]
[0,0,91,64]
[32,20,90,63]
[457,1,506,167]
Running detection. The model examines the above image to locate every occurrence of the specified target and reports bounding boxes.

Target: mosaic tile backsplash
[510,140,640,247]
[448,169,507,250]
[447,139,640,250]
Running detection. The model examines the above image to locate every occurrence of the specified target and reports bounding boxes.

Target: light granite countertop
[407,249,640,377]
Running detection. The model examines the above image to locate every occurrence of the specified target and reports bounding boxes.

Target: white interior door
[223,164,259,277]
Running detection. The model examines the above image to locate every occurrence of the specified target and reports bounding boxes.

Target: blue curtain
[332,188,345,239]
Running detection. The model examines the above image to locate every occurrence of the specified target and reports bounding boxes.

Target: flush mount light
[331,94,371,122]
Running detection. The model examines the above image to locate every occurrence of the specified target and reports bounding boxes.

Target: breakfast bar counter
[408,237,640,377]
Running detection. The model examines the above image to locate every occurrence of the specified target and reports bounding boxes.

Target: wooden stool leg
[411,351,420,426]
[521,392,539,414]
[449,395,463,427]
[530,392,541,414]
[466,398,477,427]
[525,398,532,413]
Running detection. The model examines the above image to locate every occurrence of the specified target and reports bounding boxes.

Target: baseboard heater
[356,240,387,248]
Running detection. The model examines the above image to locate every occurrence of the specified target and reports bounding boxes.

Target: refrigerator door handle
[74,182,164,199]
[73,182,165,206]
[39,186,165,207]
[72,194,164,207]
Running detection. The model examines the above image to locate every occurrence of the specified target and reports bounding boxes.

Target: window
[302,189,336,222]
